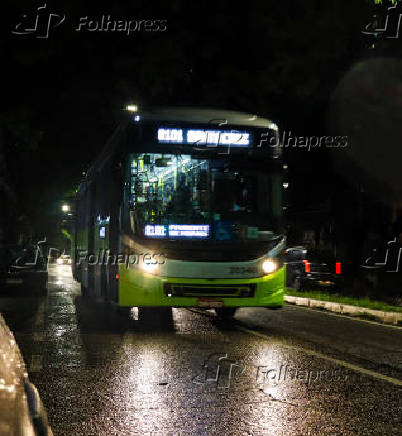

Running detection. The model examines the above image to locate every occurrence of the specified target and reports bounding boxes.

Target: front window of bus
[127,153,283,241]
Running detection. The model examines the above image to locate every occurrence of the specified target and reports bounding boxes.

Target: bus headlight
[141,261,159,275]
[262,259,278,275]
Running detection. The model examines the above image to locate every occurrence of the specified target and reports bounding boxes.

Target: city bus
[72,107,286,318]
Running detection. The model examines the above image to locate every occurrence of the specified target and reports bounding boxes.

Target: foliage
[286,289,402,312]
[61,228,72,241]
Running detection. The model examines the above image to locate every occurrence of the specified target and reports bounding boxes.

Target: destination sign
[144,224,210,239]
[157,128,251,147]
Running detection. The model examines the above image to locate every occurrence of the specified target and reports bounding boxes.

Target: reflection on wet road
[0,265,401,435]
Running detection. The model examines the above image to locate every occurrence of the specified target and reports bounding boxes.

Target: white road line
[289,304,402,330]
[237,326,402,387]
[29,354,43,373]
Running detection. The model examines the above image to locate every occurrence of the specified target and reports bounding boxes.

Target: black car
[0,244,48,295]
[286,247,342,292]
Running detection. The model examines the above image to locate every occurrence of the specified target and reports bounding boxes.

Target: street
[1,265,401,436]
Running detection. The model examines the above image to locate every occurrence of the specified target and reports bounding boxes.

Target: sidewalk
[285,294,402,326]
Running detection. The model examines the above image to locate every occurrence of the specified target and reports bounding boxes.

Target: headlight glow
[56,258,63,265]
[262,259,278,275]
[141,262,159,274]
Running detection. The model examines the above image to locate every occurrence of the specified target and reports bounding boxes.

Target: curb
[285,296,402,325]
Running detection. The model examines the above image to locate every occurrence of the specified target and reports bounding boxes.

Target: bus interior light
[126,105,138,112]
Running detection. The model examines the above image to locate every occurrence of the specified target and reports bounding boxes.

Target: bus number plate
[197,298,223,308]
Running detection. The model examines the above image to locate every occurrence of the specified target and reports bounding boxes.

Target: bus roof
[79,106,278,191]
[137,107,276,128]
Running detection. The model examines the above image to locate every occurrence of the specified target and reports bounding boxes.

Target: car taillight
[335,262,341,275]
[303,260,311,273]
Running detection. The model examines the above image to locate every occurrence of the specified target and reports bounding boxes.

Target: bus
[72,107,286,318]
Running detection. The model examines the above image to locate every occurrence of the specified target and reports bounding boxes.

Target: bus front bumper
[118,265,285,308]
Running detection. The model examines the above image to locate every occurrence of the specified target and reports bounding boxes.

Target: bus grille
[164,283,255,298]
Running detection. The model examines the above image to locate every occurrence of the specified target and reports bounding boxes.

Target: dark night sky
[2,0,398,241]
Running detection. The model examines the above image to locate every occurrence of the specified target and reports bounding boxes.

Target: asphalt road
[1,265,401,436]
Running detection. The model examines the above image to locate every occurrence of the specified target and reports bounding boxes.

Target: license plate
[196,298,223,308]
[6,278,23,284]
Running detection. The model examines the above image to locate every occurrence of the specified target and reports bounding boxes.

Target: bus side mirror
[285,247,306,263]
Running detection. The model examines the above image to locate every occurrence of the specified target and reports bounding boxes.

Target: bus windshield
[128,153,283,242]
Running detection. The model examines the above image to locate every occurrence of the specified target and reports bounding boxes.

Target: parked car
[0,244,48,296]
[0,312,53,435]
[286,247,343,292]
[285,246,307,288]
[56,254,72,265]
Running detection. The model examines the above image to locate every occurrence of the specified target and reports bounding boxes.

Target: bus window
[127,153,283,239]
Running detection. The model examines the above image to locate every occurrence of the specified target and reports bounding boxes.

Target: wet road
[1,265,401,436]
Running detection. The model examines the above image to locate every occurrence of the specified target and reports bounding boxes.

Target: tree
[0,116,41,243]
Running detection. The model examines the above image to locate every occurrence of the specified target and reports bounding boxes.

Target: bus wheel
[215,308,237,319]
[139,307,171,319]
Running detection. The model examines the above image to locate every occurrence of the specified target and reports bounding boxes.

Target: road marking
[289,304,402,330]
[29,354,43,373]
[237,326,402,387]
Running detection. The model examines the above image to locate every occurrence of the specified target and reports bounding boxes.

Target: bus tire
[215,308,237,319]
[138,307,172,324]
